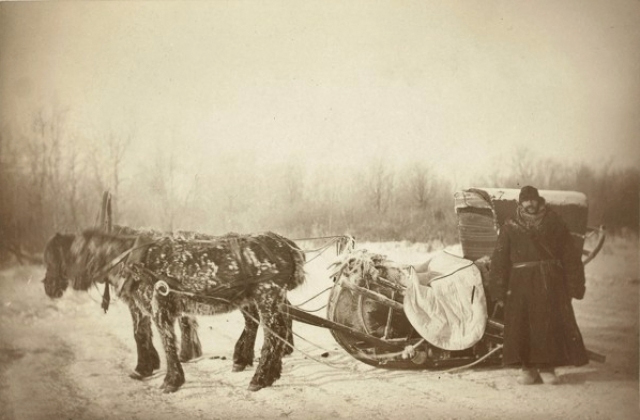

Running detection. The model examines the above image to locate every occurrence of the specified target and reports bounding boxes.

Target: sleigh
[282,188,606,369]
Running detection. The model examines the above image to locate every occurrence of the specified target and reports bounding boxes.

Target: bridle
[81,235,157,312]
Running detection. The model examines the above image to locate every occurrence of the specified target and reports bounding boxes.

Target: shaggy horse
[46,229,305,392]
[43,230,209,371]
[43,230,297,387]
[112,225,294,371]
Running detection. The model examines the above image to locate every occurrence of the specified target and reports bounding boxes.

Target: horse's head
[68,229,136,291]
[43,233,76,298]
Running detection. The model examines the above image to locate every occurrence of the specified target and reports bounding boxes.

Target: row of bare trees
[0,108,134,262]
[1,110,637,264]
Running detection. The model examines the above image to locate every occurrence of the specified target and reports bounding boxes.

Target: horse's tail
[287,238,306,290]
[265,232,306,290]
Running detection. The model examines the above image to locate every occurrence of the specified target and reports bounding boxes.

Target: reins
[88,236,158,312]
[147,276,355,371]
[88,230,499,375]
[149,276,499,375]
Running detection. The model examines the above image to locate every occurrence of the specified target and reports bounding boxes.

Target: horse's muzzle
[43,278,64,299]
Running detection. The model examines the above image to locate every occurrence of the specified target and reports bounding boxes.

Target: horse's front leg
[233,303,259,372]
[249,290,287,392]
[152,297,185,393]
[179,316,202,362]
[128,301,160,380]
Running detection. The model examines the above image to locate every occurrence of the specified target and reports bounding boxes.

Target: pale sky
[1,0,639,185]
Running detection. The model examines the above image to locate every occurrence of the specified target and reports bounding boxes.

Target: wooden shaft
[375,276,405,292]
[338,279,404,311]
[279,304,404,351]
[383,291,396,339]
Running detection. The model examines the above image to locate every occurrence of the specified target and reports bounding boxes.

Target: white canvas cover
[403,251,487,351]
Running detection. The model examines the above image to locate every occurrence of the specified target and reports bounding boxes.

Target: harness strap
[91,239,155,284]
[228,237,251,278]
[93,237,159,312]
[134,263,279,300]
[512,260,562,269]
[101,281,110,313]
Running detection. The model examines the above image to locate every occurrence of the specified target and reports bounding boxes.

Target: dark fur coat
[489,206,588,367]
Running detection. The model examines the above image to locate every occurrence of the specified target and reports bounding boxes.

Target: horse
[49,228,305,392]
[109,225,295,371]
[42,229,297,384]
[43,225,293,386]
[43,230,209,378]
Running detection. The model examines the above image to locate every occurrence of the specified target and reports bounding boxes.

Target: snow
[0,235,638,420]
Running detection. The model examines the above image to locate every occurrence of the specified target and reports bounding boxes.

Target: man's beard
[516,202,547,230]
[523,203,539,214]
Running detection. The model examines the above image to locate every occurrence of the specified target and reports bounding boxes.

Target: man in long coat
[490,186,589,384]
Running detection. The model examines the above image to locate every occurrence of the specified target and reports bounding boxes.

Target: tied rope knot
[402,344,417,360]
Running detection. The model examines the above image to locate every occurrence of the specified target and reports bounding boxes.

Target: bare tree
[88,124,134,221]
[64,137,82,229]
[0,107,71,258]
[150,144,178,231]
[511,146,537,186]
[407,161,432,208]
[365,157,394,214]
[283,162,304,204]
[106,127,134,219]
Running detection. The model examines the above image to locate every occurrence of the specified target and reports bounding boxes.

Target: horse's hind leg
[128,302,160,380]
[233,303,259,372]
[248,290,287,392]
[179,316,202,362]
[153,299,185,393]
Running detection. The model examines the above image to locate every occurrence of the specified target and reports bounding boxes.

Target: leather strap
[512,260,561,269]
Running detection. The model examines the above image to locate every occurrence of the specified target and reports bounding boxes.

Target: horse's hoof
[232,364,247,372]
[247,383,264,392]
[129,371,148,380]
[160,382,181,393]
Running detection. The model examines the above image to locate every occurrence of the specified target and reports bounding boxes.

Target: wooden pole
[279,304,405,351]
[338,279,404,311]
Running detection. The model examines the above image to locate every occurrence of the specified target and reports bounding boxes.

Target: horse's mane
[79,228,141,242]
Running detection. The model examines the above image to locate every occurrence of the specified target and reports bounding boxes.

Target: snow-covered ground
[0,236,638,420]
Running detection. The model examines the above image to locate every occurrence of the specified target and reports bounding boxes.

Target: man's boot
[517,367,541,385]
[539,367,560,385]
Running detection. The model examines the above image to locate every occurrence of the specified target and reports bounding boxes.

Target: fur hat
[519,185,541,203]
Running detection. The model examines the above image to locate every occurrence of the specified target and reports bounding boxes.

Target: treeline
[1,111,637,263]
[478,148,639,235]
